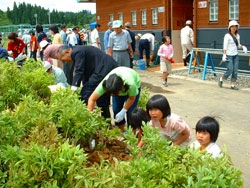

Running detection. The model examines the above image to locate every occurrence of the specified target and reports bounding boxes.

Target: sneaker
[162,82,168,87]
[218,78,223,88]
[231,85,239,90]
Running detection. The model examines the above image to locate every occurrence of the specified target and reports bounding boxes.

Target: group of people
[180,19,248,90]
[2,20,245,159]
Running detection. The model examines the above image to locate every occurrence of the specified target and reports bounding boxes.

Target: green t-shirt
[95,66,141,96]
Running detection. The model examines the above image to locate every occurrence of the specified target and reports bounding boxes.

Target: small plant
[137,87,150,110]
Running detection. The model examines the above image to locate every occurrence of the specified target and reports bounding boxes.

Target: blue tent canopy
[89,21,96,29]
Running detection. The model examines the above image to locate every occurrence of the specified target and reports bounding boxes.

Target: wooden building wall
[96,0,164,32]
[195,0,250,28]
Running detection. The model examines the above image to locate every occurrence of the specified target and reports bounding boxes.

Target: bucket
[137,59,146,70]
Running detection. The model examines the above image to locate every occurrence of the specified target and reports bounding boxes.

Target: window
[141,9,147,25]
[152,8,158,24]
[109,14,114,22]
[209,0,218,21]
[229,0,239,20]
[132,11,137,26]
[118,13,123,23]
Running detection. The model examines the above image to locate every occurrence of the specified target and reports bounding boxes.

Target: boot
[183,58,187,66]
[146,59,150,67]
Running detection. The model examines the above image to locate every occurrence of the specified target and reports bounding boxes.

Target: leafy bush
[0,61,243,187]
[0,60,53,111]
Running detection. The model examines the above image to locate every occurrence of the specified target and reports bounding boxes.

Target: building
[78,0,250,69]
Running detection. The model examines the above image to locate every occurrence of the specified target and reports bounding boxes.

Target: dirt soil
[84,136,132,166]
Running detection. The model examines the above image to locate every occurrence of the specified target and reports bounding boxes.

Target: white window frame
[229,0,239,20]
[118,13,123,24]
[109,14,114,22]
[209,0,218,21]
[152,8,158,25]
[141,9,147,25]
[132,11,137,26]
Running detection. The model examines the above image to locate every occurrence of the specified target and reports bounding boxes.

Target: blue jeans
[112,88,141,126]
[223,55,239,82]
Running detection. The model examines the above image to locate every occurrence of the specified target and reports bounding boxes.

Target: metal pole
[34,14,37,25]
[48,12,51,25]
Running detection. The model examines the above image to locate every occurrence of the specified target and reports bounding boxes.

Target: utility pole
[34,14,37,25]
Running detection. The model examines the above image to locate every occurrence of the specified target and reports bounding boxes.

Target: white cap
[40,40,49,49]
[228,20,239,29]
[43,61,52,72]
[136,33,142,38]
[186,20,192,25]
[112,20,122,28]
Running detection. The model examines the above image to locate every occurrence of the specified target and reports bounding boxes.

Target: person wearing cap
[108,20,133,68]
[138,32,156,67]
[43,61,69,88]
[125,22,136,68]
[29,30,38,61]
[57,45,118,119]
[104,21,113,53]
[90,23,101,49]
[218,20,248,90]
[180,20,194,66]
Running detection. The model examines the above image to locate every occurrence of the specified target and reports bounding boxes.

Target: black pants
[139,39,150,59]
[80,82,111,119]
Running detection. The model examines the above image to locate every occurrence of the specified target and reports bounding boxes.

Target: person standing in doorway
[180,20,194,66]
[138,32,155,68]
[218,20,248,90]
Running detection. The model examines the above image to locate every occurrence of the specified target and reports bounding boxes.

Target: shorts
[160,60,172,74]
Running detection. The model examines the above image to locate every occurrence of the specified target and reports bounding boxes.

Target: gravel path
[171,68,250,89]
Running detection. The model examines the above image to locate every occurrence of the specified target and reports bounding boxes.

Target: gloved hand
[71,86,78,91]
[242,46,248,53]
[222,54,227,62]
[8,51,13,55]
[115,108,127,122]
[17,53,23,58]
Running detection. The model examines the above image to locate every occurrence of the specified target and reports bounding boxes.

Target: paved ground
[136,63,250,187]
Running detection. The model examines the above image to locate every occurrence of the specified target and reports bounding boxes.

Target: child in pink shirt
[157,35,174,87]
[146,94,191,148]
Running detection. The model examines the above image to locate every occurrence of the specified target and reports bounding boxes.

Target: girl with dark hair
[157,35,174,87]
[29,30,38,61]
[130,108,150,147]
[88,67,141,133]
[146,94,191,147]
[7,32,26,64]
[191,116,221,158]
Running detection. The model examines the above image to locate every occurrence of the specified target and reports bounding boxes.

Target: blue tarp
[89,21,96,29]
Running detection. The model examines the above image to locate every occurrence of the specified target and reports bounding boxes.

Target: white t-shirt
[180,26,194,45]
[190,140,221,158]
[223,33,240,56]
